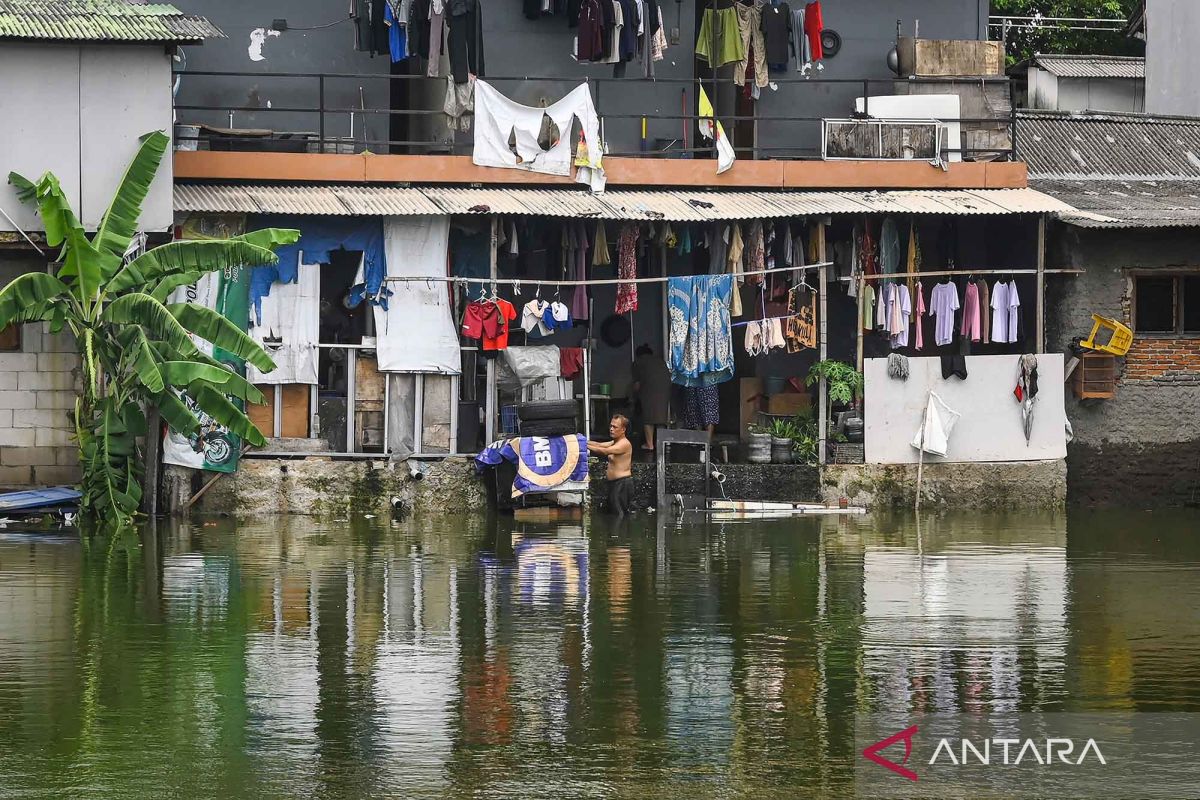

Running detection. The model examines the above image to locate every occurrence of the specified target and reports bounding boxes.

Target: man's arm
[587,439,616,455]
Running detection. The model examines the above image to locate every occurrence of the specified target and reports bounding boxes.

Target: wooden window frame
[1131,271,1200,337]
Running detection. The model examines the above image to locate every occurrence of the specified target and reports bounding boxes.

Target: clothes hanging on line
[447,0,484,83]
[886,283,912,349]
[744,317,785,356]
[615,223,639,312]
[559,347,584,379]
[695,5,745,67]
[914,280,926,351]
[930,280,959,347]
[784,284,817,352]
[668,274,734,388]
[734,1,769,90]
[682,385,720,429]
[977,278,991,345]
[960,279,981,343]
[472,80,606,191]
[444,74,475,131]
[521,298,553,336]
[990,279,1021,344]
[761,1,792,70]
[384,0,408,62]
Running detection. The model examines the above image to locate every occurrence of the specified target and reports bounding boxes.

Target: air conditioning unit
[822,119,943,160]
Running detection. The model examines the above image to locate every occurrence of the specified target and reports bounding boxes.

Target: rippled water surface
[1,509,1198,798]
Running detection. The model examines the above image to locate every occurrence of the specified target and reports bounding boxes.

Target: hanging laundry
[889,283,912,349]
[570,222,590,319]
[650,6,668,62]
[559,347,585,379]
[761,2,792,71]
[784,284,818,352]
[542,299,573,331]
[483,298,518,351]
[697,86,735,174]
[914,280,926,351]
[879,217,900,282]
[976,278,990,344]
[384,1,408,62]
[910,392,960,457]
[960,279,981,343]
[727,223,744,317]
[745,220,766,282]
[668,274,734,387]
[861,283,875,332]
[447,0,484,83]
[734,2,769,89]
[443,74,474,132]
[803,1,824,62]
[462,297,501,340]
[990,280,1021,344]
[615,224,639,313]
[473,81,606,192]
[1015,353,1039,444]
[575,0,605,60]
[1006,280,1021,344]
[930,280,959,347]
[593,221,611,266]
[521,298,552,336]
[695,5,745,67]
[791,3,808,71]
[427,0,446,76]
[604,0,624,64]
[875,281,887,330]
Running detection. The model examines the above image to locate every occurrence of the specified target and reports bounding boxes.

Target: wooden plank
[280,384,310,438]
[248,385,275,437]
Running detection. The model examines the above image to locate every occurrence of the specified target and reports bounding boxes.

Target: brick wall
[0,320,82,487]
[1123,338,1200,381]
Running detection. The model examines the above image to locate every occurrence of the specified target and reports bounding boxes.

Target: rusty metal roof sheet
[0,0,222,42]
[1017,110,1200,180]
[176,184,1075,219]
[1028,54,1144,79]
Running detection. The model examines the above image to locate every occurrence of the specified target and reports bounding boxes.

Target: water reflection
[0,509,1197,797]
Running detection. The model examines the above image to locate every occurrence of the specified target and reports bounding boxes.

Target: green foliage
[805,360,864,407]
[0,132,299,533]
[991,0,1143,62]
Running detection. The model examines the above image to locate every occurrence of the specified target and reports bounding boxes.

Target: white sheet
[472,80,606,192]
[247,253,320,385]
[910,392,961,457]
[373,216,461,374]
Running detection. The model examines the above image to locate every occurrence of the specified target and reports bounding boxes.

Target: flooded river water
[1,510,1198,798]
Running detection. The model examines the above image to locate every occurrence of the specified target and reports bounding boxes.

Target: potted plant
[789,414,820,466]
[746,422,772,463]
[806,359,864,460]
[767,417,800,463]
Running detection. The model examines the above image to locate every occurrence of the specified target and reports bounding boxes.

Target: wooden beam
[1036,214,1046,353]
[816,222,828,466]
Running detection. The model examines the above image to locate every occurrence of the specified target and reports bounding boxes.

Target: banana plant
[0,130,299,532]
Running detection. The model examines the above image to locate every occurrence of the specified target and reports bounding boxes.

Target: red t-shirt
[483,299,517,350]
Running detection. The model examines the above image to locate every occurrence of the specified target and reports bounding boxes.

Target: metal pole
[414,373,425,454]
[484,218,499,443]
[347,349,357,452]
[318,75,326,153]
[582,345,592,438]
[1036,214,1046,353]
[817,223,828,466]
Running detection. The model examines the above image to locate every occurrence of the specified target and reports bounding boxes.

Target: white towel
[910,391,960,457]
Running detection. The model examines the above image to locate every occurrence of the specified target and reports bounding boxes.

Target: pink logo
[863,725,920,782]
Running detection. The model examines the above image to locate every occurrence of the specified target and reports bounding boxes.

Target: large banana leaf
[234,228,302,250]
[101,293,197,356]
[123,327,164,394]
[91,131,170,266]
[0,272,69,329]
[190,384,267,447]
[7,171,84,249]
[107,240,280,296]
[159,361,265,405]
[154,390,202,438]
[149,270,209,304]
[168,303,276,373]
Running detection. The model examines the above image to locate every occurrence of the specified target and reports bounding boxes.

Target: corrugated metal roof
[175,184,1075,219]
[1017,110,1200,180]
[1033,178,1200,228]
[1030,54,1144,79]
[0,0,222,42]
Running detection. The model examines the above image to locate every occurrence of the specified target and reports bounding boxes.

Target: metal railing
[172,70,1017,162]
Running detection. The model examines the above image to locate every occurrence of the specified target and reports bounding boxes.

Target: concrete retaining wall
[820,460,1067,510]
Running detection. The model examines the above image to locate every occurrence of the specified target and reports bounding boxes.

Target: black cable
[288,16,353,31]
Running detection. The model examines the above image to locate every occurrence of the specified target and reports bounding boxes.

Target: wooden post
[816,222,828,465]
[855,272,866,372]
[1036,214,1046,354]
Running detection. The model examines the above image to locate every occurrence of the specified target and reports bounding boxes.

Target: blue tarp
[248,216,387,319]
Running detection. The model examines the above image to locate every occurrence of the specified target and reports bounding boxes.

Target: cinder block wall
[0,258,81,488]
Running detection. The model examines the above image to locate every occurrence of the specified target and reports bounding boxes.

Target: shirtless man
[587,414,634,516]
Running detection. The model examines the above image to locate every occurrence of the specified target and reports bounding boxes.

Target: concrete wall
[1055,77,1144,114]
[1144,0,1200,116]
[0,257,82,488]
[820,460,1067,509]
[1045,223,1200,506]
[864,354,1068,464]
[173,0,393,149]
[0,43,173,234]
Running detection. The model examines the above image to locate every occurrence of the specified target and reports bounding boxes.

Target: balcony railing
[172,71,1017,162]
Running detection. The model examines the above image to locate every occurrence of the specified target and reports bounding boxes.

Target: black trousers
[448,0,484,84]
[607,476,633,516]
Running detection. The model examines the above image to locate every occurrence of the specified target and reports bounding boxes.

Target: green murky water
[1,510,1198,798]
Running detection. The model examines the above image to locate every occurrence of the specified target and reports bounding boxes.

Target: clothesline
[842,268,1083,281]
[732,312,804,329]
[384,261,832,287]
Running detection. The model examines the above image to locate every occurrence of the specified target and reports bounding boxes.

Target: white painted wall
[864,354,1067,464]
[855,94,962,163]
[0,43,173,235]
[1145,0,1200,116]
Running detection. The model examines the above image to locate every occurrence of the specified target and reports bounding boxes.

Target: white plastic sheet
[373,216,461,374]
[247,253,320,385]
[910,391,960,457]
